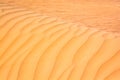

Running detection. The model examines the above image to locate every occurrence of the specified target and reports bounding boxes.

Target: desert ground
[0,0,120,80]
[0,0,120,33]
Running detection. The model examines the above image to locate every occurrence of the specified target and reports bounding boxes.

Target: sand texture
[0,3,120,80]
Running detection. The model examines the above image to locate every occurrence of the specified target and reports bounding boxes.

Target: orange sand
[0,1,120,80]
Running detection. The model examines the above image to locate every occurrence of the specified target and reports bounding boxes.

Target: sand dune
[0,0,120,33]
[0,3,120,80]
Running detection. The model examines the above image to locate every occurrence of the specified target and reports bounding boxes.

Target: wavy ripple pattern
[0,3,120,80]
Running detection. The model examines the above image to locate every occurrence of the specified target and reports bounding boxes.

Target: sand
[0,1,120,80]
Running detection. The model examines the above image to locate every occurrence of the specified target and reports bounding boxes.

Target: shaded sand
[0,3,120,80]
[0,0,120,33]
